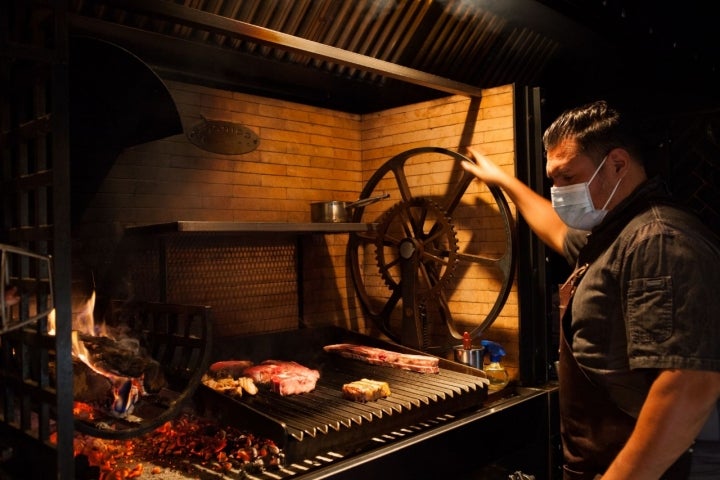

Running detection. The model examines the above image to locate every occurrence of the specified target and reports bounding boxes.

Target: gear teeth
[373,197,459,301]
[373,201,402,289]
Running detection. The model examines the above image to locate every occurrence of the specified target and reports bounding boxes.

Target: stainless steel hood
[66,0,720,114]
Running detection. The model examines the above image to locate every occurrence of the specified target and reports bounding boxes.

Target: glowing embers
[65,413,284,479]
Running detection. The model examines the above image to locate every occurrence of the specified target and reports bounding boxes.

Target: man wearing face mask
[461,100,720,480]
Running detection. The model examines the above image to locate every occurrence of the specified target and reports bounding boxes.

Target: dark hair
[542,100,644,165]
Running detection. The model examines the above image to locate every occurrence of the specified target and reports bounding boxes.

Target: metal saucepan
[453,345,485,369]
[311,193,390,223]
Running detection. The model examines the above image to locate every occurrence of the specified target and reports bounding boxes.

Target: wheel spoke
[398,204,418,238]
[378,232,403,248]
[420,251,451,267]
[422,221,452,246]
[455,250,509,273]
[418,261,438,291]
[442,169,476,216]
[392,163,414,203]
[382,255,402,274]
[402,201,430,240]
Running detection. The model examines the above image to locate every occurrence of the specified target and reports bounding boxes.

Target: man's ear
[607,147,630,176]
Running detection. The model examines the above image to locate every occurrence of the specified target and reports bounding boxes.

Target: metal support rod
[399,239,423,349]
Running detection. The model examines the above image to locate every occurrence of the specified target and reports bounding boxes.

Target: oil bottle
[481,340,509,391]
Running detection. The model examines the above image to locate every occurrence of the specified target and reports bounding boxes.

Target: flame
[75,290,96,336]
[59,290,145,417]
[112,377,142,417]
[47,291,103,337]
[71,330,103,374]
[47,308,55,335]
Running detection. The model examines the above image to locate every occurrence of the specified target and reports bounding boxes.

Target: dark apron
[558,281,692,480]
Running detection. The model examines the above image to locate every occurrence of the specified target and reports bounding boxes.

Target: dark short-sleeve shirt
[563,177,720,418]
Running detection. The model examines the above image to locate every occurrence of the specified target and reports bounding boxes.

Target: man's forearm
[497,175,567,254]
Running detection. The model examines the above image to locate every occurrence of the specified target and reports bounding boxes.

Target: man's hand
[461,147,512,187]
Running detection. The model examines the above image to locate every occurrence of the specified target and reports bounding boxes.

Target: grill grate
[195,326,488,463]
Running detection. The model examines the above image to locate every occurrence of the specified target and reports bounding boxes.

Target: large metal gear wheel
[347,147,516,352]
[374,197,459,301]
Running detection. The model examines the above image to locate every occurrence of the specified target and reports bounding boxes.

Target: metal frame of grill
[0,2,74,478]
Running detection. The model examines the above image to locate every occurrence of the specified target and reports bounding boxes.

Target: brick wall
[76,82,520,381]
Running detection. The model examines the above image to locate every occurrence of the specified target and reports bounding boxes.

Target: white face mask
[550,156,623,230]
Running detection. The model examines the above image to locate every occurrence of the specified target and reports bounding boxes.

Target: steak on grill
[243,360,320,395]
[208,360,254,378]
[323,343,440,374]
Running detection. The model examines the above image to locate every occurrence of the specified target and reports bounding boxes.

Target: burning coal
[66,413,284,479]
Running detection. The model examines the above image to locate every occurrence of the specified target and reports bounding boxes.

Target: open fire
[41,295,285,479]
[48,292,150,419]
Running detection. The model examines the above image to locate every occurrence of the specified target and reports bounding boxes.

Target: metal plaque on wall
[187,116,260,155]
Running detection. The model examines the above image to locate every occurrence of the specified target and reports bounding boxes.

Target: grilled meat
[207,360,254,378]
[243,360,320,396]
[323,343,440,374]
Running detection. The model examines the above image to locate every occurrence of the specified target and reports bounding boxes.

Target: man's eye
[550,175,572,187]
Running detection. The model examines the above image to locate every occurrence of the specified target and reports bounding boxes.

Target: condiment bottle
[481,340,509,391]
[462,331,472,350]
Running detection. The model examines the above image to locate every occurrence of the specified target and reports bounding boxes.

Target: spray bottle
[480,340,509,391]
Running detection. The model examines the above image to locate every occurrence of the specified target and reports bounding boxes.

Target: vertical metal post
[52,1,75,478]
[0,1,74,477]
[514,85,551,386]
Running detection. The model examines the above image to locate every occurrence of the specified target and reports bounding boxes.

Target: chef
[461,100,720,479]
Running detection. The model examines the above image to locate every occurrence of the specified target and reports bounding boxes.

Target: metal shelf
[125,221,377,235]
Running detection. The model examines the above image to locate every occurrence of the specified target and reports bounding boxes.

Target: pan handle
[346,192,390,209]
